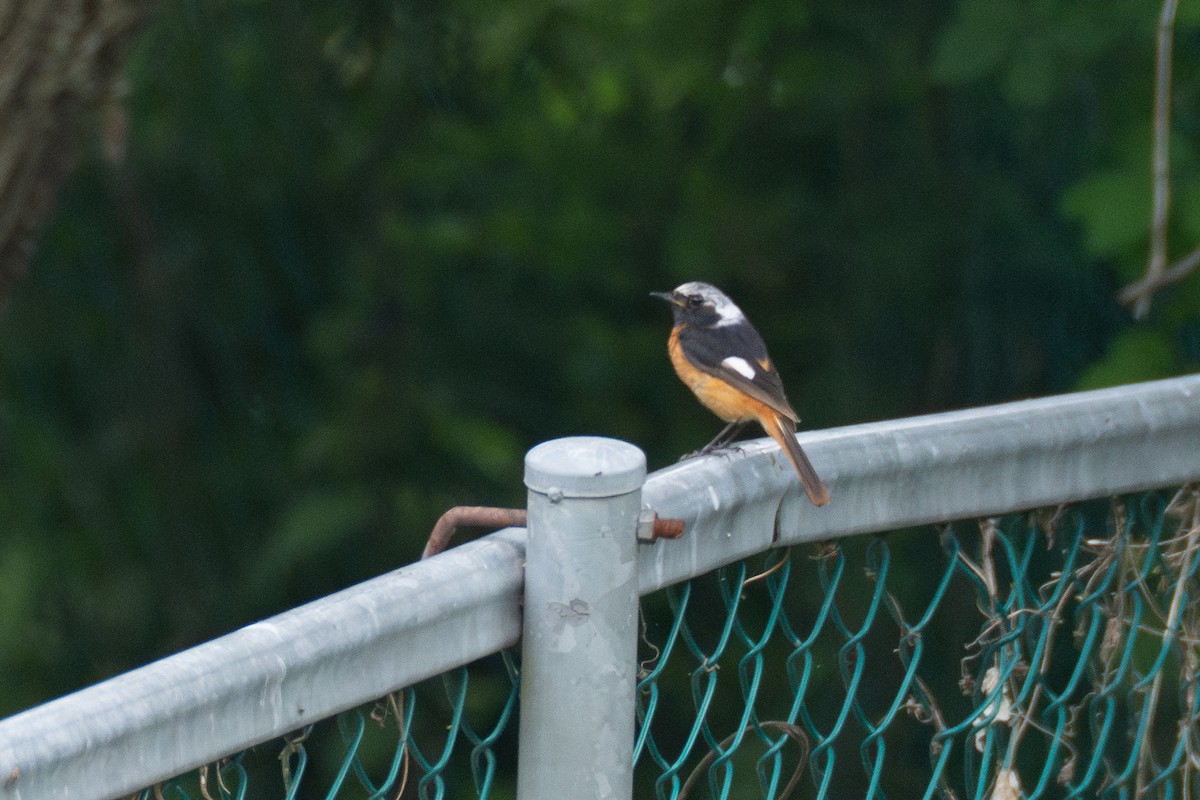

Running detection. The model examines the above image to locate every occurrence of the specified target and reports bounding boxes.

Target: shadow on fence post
[517,437,645,800]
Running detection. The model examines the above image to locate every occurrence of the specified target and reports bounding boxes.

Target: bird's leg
[702,420,748,453]
[680,421,749,461]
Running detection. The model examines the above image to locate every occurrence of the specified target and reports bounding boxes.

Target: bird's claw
[678,444,745,463]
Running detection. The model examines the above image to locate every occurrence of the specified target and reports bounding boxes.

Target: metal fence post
[518,436,645,800]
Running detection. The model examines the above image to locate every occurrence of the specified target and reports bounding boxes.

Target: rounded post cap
[524,437,646,498]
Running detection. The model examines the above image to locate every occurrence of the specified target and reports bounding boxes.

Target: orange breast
[668,326,777,424]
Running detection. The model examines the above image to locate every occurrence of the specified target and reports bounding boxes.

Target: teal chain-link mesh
[635,487,1200,799]
[140,487,1200,799]
[134,652,520,800]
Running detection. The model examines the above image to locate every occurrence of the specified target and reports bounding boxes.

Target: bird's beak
[650,291,680,306]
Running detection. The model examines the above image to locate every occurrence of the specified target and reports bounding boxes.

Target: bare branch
[1124,0,1180,319]
[1118,242,1200,307]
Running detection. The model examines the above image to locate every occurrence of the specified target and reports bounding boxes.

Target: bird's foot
[678,444,745,462]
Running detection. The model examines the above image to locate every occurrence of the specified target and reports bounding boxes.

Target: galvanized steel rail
[1,374,1198,800]
[639,372,1200,593]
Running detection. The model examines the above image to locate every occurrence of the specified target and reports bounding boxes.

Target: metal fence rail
[1,374,1198,799]
[0,529,527,799]
[639,372,1200,593]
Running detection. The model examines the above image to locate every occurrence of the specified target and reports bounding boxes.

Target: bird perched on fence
[652,282,830,506]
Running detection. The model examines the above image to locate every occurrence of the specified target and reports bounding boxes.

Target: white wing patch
[721,356,756,380]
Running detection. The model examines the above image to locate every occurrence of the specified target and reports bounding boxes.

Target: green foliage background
[2,0,1199,773]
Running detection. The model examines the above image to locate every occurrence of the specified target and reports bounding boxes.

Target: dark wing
[677,322,800,422]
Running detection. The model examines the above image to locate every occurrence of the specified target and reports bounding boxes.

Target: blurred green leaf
[1172,176,1200,245]
[253,490,374,592]
[930,1,1018,84]
[1076,329,1177,390]
[1061,167,1150,260]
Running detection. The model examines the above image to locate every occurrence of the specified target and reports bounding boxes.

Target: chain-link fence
[126,487,1200,799]
[129,653,521,800]
[635,488,1200,799]
[3,375,1199,800]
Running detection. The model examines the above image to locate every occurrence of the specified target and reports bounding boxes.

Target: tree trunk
[0,0,149,308]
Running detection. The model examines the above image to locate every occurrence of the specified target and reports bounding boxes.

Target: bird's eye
[686,294,704,308]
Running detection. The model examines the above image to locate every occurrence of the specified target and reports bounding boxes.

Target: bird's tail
[762,413,830,507]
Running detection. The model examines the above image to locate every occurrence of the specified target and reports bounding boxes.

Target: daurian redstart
[653,282,830,506]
